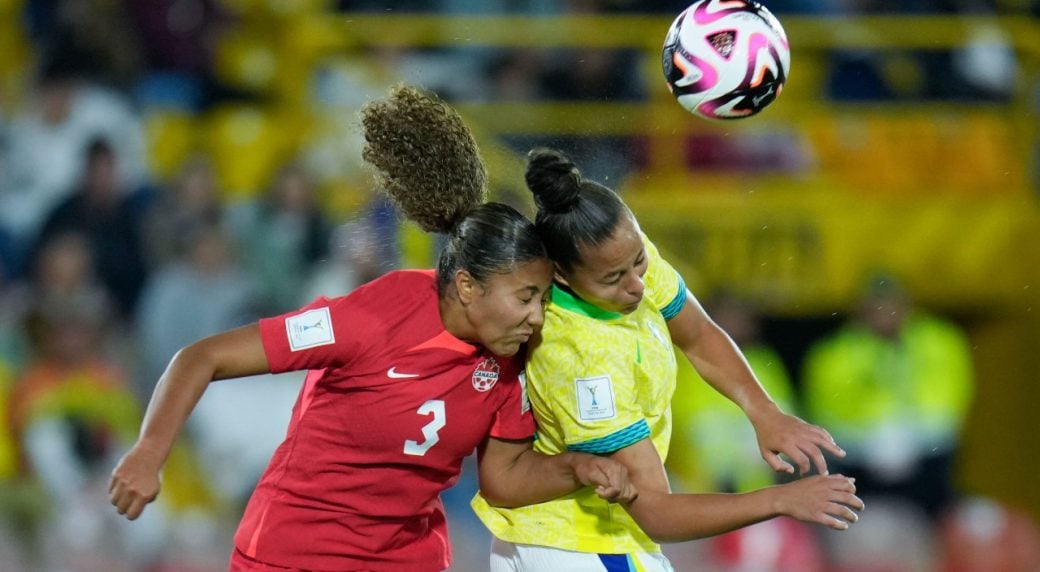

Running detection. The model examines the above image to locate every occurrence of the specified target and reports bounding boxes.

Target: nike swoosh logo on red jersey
[387,367,420,379]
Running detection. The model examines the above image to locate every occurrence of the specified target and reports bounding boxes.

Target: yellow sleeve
[528,334,650,454]
[642,233,686,320]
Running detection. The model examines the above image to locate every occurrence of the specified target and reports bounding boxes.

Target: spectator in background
[303,218,387,304]
[126,0,240,110]
[667,292,825,572]
[668,291,798,495]
[135,221,258,400]
[34,138,149,321]
[0,352,32,569]
[0,260,30,372]
[935,496,1040,571]
[24,0,144,90]
[9,283,154,571]
[228,161,332,315]
[0,61,147,278]
[141,154,224,270]
[803,273,974,519]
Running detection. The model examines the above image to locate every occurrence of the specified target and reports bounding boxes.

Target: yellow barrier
[267,13,1039,195]
[626,187,1039,312]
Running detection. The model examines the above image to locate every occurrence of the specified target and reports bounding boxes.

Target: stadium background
[0,0,1038,570]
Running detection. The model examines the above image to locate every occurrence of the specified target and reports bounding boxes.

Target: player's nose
[625,273,645,300]
[527,300,545,329]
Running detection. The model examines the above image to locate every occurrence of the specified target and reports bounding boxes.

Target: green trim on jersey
[567,419,651,454]
[660,274,687,321]
[551,285,622,321]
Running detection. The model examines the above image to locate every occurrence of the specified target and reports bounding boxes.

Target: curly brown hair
[360,85,488,234]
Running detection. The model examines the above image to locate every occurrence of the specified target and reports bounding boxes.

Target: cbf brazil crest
[472,357,500,392]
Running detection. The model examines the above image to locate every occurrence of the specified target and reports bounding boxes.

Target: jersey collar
[551,284,623,321]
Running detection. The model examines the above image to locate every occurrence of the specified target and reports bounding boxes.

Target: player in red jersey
[108,86,635,572]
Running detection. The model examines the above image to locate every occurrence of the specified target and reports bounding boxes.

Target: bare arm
[108,324,270,520]
[667,294,844,475]
[613,438,862,543]
[476,437,636,509]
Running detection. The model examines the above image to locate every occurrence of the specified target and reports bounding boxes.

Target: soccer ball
[662,0,790,120]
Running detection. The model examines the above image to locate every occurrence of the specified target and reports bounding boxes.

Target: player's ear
[455,269,477,305]
[553,263,570,288]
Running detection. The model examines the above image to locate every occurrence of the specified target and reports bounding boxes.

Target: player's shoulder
[339,269,435,307]
[369,269,437,291]
[306,269,436,332]
[528,323,618,381]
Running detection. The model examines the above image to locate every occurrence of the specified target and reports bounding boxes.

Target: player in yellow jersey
[472,149,863,571]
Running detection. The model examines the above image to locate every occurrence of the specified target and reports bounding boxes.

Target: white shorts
[490,537,674,572]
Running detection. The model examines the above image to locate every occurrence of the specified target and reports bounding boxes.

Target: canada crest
[472,357,500,392]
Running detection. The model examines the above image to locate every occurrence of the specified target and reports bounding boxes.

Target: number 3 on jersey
[403,400,446,456]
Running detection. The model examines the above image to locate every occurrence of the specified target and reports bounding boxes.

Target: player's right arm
[611,438,863,543]
[476,436,636,508]
[108,324,270,520]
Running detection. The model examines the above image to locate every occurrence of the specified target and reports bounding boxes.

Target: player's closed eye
[635,254,648,274]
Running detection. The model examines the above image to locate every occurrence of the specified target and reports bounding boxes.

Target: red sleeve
[488,360,536,440]
[258,291,373,374]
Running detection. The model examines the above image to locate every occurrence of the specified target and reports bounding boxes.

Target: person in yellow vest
[666,293,830,572]
[473,149,863,572]
[803,274,973,519]
[668,292,797,495]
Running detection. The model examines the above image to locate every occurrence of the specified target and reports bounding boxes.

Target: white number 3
[403,399,446,456]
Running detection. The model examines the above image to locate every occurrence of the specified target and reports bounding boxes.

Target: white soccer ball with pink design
[663,0,790,120]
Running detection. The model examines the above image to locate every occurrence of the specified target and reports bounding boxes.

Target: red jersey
[234,270,534,571]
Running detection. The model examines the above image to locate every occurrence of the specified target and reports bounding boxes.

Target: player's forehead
[483,258,553,294]
[575,215,643,276]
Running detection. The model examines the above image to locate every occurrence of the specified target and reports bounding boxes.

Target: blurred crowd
[0,0,1038,571]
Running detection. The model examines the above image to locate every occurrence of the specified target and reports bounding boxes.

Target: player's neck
[439,293,478,345]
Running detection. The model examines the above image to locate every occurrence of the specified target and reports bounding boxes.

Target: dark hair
[436,202,545,294]
[361,86,545,295]
[525,148,627,271]
[86,137,115,162]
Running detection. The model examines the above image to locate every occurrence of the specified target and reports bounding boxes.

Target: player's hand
[571,455,638,505]
[749,406,845,476]
[774,474,863,531]
[108,444,164,521]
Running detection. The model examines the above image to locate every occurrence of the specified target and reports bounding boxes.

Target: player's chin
[490,340,523,357]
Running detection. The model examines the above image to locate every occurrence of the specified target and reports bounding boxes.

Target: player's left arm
[475,436,636,508]
[667,293,844,476]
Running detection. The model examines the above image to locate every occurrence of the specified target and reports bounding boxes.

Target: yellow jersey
[472,235,686,554]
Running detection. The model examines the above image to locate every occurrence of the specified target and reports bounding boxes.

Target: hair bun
[525,148,582,214]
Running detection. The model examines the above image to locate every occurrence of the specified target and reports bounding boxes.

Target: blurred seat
[144,111,201,184]
[216,0,332,20]
[214,31,281,95]
[0,10,30,100]
[134,72,204,112]
[203,105,294,200]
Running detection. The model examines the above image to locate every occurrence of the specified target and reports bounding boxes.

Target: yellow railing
[271,13,1039,192]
